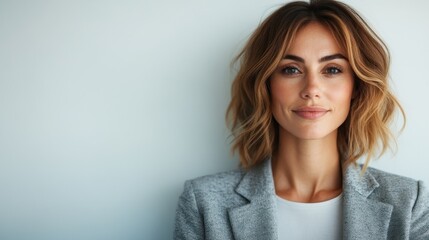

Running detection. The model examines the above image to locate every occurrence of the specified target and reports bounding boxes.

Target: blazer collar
[342,164,393,240]
[235,159,275,200]
[344,163,379,197]
[228,160,393,240]
[228,159,278,240]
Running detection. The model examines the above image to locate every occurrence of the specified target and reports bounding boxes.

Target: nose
[300,72,321,99]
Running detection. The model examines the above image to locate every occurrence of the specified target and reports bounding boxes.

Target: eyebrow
[283,53,348,63]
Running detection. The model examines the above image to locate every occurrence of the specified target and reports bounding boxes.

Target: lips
[292,107,329,119]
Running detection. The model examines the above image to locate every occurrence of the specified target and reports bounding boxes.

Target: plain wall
[0,0,428,239]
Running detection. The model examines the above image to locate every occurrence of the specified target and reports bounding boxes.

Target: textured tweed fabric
[174,160,429,239]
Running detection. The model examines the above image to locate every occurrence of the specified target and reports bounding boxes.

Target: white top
[276,193,343,240]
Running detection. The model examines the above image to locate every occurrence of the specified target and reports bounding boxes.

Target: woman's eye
[324,67,342,75]
[282,66,301,75]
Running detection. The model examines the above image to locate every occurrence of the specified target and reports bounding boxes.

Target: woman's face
[270,22,354,140]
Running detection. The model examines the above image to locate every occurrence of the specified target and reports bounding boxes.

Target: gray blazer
[174,160,429,239]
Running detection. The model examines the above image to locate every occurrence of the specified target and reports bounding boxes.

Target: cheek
[344,83,354,102]
[270,81,283,107]
[270,83,290,121]
[331,78,354,98]
[336,88,353,102]
[332,83,354,111]
[270,79,296,105]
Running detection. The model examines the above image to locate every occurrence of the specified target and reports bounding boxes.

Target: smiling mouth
[292,107,329,119]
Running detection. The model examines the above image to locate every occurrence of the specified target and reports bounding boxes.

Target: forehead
[285,22,345,57]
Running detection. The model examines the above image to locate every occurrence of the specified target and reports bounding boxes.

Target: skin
[270,22,354,203]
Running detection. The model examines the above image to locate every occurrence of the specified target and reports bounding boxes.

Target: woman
[174,0,429,239]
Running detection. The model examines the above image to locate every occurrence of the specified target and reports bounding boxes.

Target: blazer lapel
[227,160,394,240]
[343,164,393,240]
[228,160,278,240]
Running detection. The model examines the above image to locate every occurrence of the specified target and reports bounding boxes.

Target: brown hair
[226,0,405,171]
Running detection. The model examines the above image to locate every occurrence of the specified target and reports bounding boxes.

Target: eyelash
[281,66,302,75]
[324,66,343,75]
[280,65,343,76]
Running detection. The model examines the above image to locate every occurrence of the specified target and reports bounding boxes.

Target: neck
[272,129,342,203]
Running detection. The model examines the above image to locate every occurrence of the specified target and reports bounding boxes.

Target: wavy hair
[226,0,405,171]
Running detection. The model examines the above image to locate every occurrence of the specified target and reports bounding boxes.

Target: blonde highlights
[226,0,405,170]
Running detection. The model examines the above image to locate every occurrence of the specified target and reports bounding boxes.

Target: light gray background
[0,0,428,239]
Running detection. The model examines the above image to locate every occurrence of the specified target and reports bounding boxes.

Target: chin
[287,129,337,141]
[296,134,331,140]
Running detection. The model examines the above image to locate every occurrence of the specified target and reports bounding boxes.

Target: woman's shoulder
[184,167,246,194]
[365,166,419,187]
[364,166,428,203]
[176,167,250,217]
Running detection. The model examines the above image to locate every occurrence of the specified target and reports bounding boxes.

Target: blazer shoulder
[366,166,418,188]
[365,167,429,237]
[175,169,244,240]
[365,166,423,204]
[186,168,246,195]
